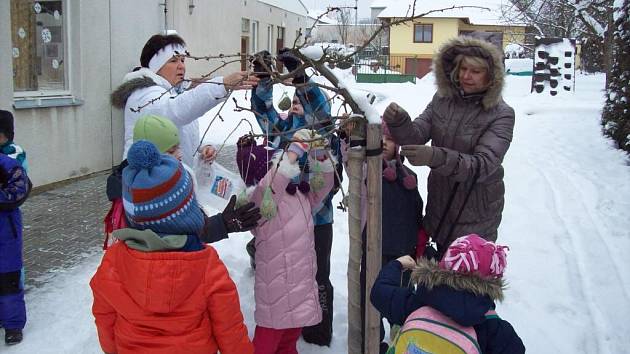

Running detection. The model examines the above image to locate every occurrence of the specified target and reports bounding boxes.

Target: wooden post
[311,57,381,353]
[346,120,366,354]
[365,123,382,354]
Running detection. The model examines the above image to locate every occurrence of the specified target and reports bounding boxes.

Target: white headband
[148,43,187,73]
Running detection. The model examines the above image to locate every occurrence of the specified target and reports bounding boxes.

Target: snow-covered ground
[6,72,630,354]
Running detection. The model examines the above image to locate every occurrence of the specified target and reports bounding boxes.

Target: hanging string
[194,89,234,158]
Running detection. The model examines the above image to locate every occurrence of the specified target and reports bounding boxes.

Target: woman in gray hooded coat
[383,36,515,256]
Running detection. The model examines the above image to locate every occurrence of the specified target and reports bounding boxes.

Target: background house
[1,0,307,187]
[375,0,529,78]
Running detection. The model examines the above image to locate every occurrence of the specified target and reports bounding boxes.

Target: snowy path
[5,73,630,354]
[499,75,630,353]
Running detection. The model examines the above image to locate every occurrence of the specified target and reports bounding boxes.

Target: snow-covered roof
[258,0,308,17]
[376,0,526,26]
[307,9,338,25]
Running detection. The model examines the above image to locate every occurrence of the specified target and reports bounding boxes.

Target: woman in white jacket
[112,33,258,167]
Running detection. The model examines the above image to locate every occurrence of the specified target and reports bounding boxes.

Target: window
[241,18,250,33]
[267,25,274,52]
[11,0,68,93]
[251,21,258,53]
[413,24,433,43]
[277,26,285,41]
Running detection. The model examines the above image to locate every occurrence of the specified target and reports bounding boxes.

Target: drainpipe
[159,0,168,32]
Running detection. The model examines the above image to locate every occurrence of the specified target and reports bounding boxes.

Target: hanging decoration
[33,2,42,14]
[260,187,277,219]
[18,28,26,39]
[235,188,250,209]
[277,91,292,111]
[309,161,325,192]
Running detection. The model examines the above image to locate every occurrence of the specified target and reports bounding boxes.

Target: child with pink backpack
[370,234,525,354]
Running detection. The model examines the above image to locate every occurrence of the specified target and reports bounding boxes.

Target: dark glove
[382,102,411,127]
[400,145,434,167]
[277,48,306,84]
[251,50,274,78]
[222,195,262,233]
[277,48,302,72]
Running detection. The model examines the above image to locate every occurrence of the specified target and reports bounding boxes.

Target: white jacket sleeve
[134,77,227,127]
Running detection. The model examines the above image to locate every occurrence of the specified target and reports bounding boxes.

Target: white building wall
[0,0,306,187]
[168,0,308,77]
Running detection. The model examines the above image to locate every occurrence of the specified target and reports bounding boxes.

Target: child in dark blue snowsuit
[0,109,30,346]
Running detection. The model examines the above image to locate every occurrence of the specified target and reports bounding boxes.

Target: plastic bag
[195,161,246,210]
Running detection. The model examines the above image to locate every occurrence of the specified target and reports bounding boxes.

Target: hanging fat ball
[260,186,277,219]
[278,91,292,111]
[309,161,325,192]
[235,188,250,209]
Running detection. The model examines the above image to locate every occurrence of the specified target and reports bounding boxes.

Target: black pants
[302,223,334,346]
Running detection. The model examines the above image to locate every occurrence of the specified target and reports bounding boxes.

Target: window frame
[11,0,73,99]
[267,24,274,52]
[251,20,258,53]
[413,23,433,43]
[241,18,250,34]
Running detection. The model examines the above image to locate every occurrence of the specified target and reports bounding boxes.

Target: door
[404,58,432,78]
[276,27,285,72]
[241,36,249,71]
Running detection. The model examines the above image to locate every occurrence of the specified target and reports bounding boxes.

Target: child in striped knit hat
[90,140,253,354]
[370,234,525,354]
[104,114,260,249]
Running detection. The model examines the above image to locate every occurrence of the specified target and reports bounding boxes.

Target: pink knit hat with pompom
[439,234,509,278]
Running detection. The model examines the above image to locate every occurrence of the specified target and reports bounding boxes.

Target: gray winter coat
[387,36,515,247]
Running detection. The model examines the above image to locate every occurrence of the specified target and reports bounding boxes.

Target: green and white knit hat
[133,114,179,153]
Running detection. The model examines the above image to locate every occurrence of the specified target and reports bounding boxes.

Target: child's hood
[412,257,505,302]
[111,228,213,313]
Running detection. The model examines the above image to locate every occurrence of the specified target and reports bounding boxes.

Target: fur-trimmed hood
[111,68,175,109]
[433,36,505,110]
[411,257,506,302]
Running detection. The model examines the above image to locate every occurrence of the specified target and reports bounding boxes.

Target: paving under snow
[6,72,630,354]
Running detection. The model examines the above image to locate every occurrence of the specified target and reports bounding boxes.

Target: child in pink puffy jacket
[236,129,336,354]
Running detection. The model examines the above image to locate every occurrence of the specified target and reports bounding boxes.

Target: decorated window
[11,0,67,93]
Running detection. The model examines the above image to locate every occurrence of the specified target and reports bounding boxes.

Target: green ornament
[235,188,249,209]
[260,187,277,219]
[278,91,292,111]
[310,162,325,192]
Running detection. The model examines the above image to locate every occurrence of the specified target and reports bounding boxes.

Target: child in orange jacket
[90,140,253,354]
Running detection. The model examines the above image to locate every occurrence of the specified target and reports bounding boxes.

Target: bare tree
[357,18,388,56]
[503,0,615,78]
[335,8,353,45]
[132,6,494,353]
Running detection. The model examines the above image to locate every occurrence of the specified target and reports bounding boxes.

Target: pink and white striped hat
[439,234,509,278]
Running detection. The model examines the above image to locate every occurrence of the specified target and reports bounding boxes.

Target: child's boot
[5,329,23,345]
